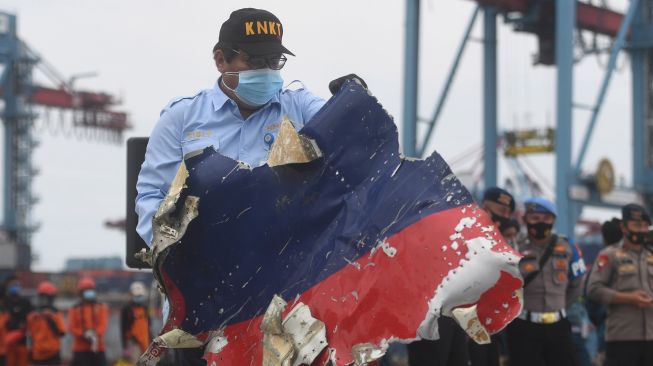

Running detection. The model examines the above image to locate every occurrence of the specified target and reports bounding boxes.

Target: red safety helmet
[37,281,58,296]
[77,277,96,291]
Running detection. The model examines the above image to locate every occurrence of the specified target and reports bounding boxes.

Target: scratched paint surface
[153,81,523,365]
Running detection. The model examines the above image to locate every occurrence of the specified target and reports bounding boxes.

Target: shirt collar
[211,78,281,112]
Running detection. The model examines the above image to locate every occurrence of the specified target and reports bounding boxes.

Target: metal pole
[575,0,640,173]
[418,6,480,157]
[402,0,420,157]
[483,6,498,189]
[630,0,652,205]
[632,51,646,190]
[1,13,17,232]
[555,0,576,237]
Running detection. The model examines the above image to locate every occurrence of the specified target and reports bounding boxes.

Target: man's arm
[96,304,109,336]
[587,252,618,305]
[300,89,326,122]
[67,308,84,338]
[587,251,653,308]
[135,101,186,245]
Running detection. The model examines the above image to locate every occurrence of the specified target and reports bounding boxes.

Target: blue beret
[524,197,557,217]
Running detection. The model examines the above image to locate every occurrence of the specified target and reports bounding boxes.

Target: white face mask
[82,289,97,301]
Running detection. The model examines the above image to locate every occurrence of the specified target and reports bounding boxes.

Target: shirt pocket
[181,135,219,159]
[615,259,639,291]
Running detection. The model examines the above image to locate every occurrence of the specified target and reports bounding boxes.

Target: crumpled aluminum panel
[146,81,523,366]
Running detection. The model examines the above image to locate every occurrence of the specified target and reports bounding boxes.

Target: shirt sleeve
[587,250,617,305]
[565,242,586,306]
[135,100,187,245]
[298,88,326,122]
[68,307,84,337]
[95,304,109,336]
[566,272,584,307]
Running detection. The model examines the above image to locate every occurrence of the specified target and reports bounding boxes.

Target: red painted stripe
[199,204,522,365]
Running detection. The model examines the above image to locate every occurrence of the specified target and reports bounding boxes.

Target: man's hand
[329,74,368,95]
[83,329,97,341]
[627,290,653,308]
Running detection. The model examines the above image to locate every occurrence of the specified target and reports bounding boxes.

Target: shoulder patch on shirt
[161,91,205,115]
[566,241,587,279]
[554,244,568,254]
[283,80,306,92]
[596,253,609,272]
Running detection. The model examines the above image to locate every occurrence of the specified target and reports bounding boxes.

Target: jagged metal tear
[140,80,523,366]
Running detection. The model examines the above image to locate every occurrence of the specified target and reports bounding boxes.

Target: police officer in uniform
[506,197,585,366]
[468,187,516,366]
[586,203,653,366]
[480,187,515,234]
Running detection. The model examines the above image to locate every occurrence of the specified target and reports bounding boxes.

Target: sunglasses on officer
[231,49,287,70]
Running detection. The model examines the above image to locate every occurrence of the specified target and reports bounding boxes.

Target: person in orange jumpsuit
[0,283,8,366]
[120,281,151,362]
[2,275,31,366]
[68,277,108,366]
[27,281,65,365]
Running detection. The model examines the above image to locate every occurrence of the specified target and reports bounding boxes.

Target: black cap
[214,8,294,56]
[482,187,515,213]
[622,203,652,224]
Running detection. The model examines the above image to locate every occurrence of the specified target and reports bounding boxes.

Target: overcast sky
[1,0,633,271]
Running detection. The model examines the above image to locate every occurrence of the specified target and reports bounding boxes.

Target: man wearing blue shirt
[136,8,363,365]
[136,8,339,246]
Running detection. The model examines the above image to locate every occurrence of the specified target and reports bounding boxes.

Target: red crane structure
[0,11,129,269]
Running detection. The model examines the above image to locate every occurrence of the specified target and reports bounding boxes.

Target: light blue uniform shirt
[135,80,326,245]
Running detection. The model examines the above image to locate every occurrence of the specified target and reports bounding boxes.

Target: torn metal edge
[268,116,323,167]
[137,161,200,267]
[137,329,204,366]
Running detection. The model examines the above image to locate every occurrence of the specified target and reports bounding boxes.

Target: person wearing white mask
[120,281,151,363]
[68,277,108,366]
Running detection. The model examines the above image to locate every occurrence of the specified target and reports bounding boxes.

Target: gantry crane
[0,11,129,268]
[402,0,653,239]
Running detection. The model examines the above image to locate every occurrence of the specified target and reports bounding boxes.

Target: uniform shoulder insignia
[553,243,568,254]
[596,253,610,272]
[283,80,306,92]
[167,91,203,108]
[162,90,205,114]
[595,246,619,271]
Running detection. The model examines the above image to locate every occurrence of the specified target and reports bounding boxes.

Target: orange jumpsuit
[67,302,109,353]
[0,310,7,362]
[120,303,150,353]
[4,296,31,366]
[27,308,65,363]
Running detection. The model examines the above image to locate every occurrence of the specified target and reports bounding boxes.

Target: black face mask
[625,230,647,245]
[489,211,511,233]
[527,222,553,240]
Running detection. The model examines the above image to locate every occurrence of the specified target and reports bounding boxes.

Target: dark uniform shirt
[587,245,653,341]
